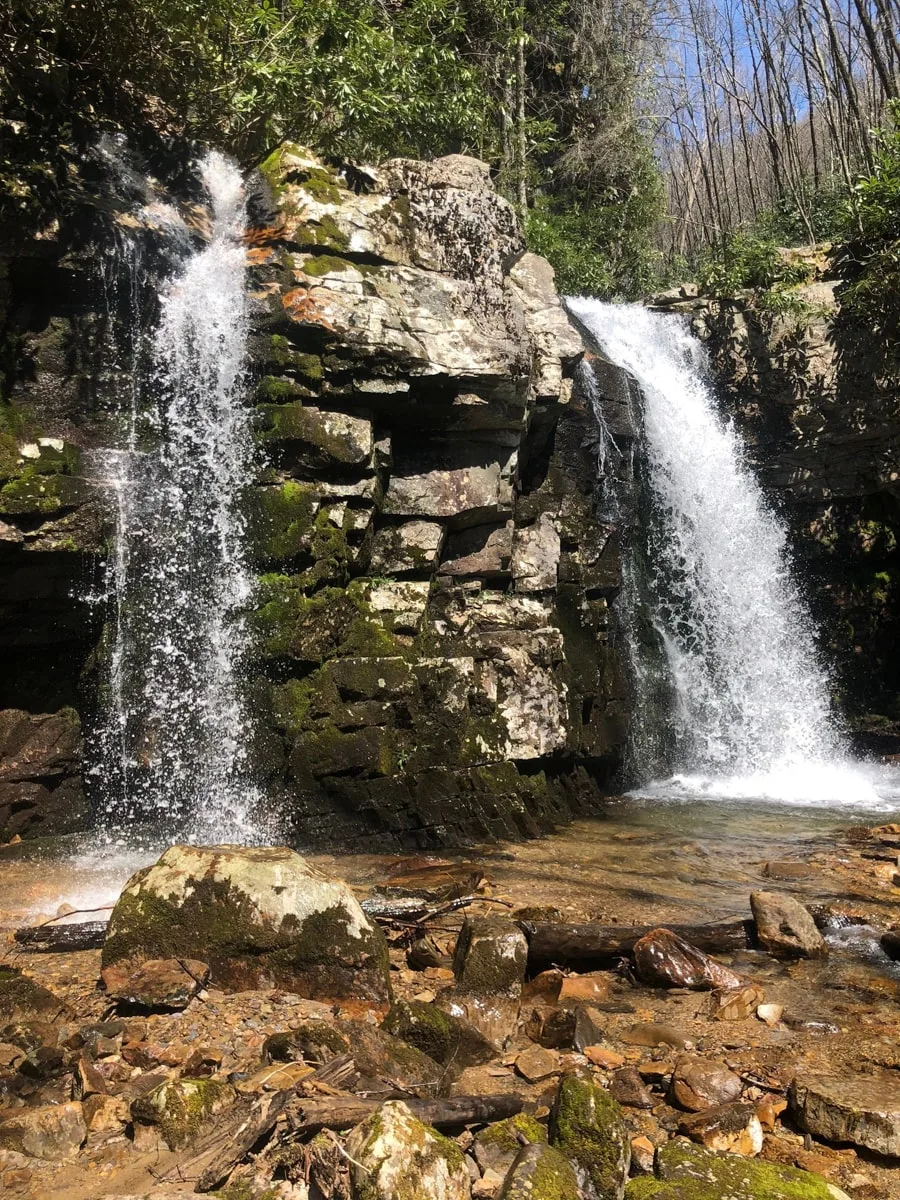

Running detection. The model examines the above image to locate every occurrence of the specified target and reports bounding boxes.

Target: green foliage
[526,139,664,298]
[835,101,900,342]
[698,229,812,296]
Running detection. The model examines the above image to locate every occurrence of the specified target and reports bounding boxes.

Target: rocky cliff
[660,275,900,744]
[0,143,632,845]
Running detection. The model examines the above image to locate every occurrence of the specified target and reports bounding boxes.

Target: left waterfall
[88,150,264,844]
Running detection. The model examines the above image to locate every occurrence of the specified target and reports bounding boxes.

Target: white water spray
[570,300,896,808]
[90,151,266,842]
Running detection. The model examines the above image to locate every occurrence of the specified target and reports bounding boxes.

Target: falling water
[570,300,893,807]
[89,150,264,842]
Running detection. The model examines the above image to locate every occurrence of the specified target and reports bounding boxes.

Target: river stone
[0,1101,86,1160]
[499,1142,581,1200]
[550,1071,630,1199]
[101,844,391,1001]
[790,1070,900,1156]
[639,1139,852,1199]
[100,957,209,1010]
[344,1099,470,1200]
[750,891,827,958]
[670,1055,743,1112]
[632,928,744,991]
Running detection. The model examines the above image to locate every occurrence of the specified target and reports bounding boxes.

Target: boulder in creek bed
[344,1099,471,1200]
[750,891,827,959]
[624,1139,852,1199]
[100,844,391,1001]
[632,928,744,991]
[790,1070,900,1156]
[499,1141,581,1200]
[550,1071,631,1200]
[0,1101,86,1160]
[381,998,495,1070]
[669,1054,742,1112]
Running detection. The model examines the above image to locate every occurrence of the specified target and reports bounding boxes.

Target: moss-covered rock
[500,1142,581,1200]
[344,1100,469,1200]
[381,998,495,1070]
[131,1077,235,1150]
[453,916,528,998]
[264,1021,350,1065]
[253,577,405,663]
[550,1071,630,1200]
[637,1139,851,1199]
[338,1019,445,1098]
[474,1112,547,1176]
[102,844,392,1002]
[247,481,318,561]
[256,401,374,467]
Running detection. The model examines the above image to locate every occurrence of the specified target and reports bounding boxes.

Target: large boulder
[101,844,391,1001]
[790,1070,900,1156]
[344,1099,470,1200]
[550,1071,630,1200]
[750,891,827,958]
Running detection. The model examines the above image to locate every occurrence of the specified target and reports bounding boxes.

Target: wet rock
[499,1141,581,1200]
[621,1023,690,1051]
[407,936,447,971]
[381,999,494,1070]
[473,1112,547,1176]
[647,1139,851,1199]
[446,917,527,1049]
[131,1077,236,1150]
[879,930,900,960]
[632,928,744,991]
[610,1068,654,1109]
[763,861,814,880]
[670,1055,742,1112]
[789,1070,900,1156]
[0,1101,86,1160]
[750,891,827,959]
[524,1005,576,1049]
[678,1102,764,1155]
[0,968,69,1024]
[100,957,209,1010]
[711,983,764,1021]
[101,844,391,1001]
[550,1071,631,1199]
[0,708,88,842]
[574,1004,608,1052]
[558,972,611,1005]
[344,1099,470,1200]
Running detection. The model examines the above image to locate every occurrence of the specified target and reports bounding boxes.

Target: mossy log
[14,921,108,952]
[524,919,754,972]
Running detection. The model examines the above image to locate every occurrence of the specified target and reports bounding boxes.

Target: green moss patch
[652,1140,841,1199]
[550,1072,630,1199]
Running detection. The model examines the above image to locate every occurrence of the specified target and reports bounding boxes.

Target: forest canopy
[1,0,898,302]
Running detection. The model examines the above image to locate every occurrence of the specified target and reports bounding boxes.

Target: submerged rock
[550,1071,630,1199]
[750,891,827,959]
[101,844,391,1001]
[344,1099,470,1200]
[790,1070,900,1156]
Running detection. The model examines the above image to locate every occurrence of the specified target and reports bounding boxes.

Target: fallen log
[13,920,108,952]
[286,1092,525,1136]
[523,918,755,972]
[163,1088,293,1191]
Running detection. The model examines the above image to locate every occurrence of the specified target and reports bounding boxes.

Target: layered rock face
[0,143,630,843]
[245,147,628,846]
[675,281,899,737]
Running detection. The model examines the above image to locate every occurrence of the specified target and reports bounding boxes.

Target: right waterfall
[570,300,890,807]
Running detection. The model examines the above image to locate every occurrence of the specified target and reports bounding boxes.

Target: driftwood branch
[523,918,755,971]
[286,1092,525,1137]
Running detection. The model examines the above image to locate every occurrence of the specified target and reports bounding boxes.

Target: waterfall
[88,150,265,843]
[571,300,892,807]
